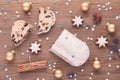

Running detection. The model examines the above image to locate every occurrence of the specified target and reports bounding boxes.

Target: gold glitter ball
[6,50,15,61]
[53,69,63,78]
[22,2,32,12]
[81,2,90,12]
[93,57,101,70]
[106,23,116,33]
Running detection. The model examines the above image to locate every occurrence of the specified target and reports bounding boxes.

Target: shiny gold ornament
[53,69,63,78]
[92,57,101,70]
[106,23,116,33]
[22,2,32,12]
[6,50,15,61]
[81,2,90,12]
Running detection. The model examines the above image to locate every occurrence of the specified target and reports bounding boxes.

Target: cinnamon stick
[18,60,47,72]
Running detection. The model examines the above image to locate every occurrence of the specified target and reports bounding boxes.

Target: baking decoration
[72,16,84,27]
[29,41,41,54]
[96,36,108,48]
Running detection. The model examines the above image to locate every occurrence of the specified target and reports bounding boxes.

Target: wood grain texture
[0,0,120,80]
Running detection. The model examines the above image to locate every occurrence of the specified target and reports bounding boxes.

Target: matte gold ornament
[93,57,101,70]
[106,23,116,33]
[53,69,63,78]
[6,50,15,61]
[81,2,90,12]
[22,2,32,12]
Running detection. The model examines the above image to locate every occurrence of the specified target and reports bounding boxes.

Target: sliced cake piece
[11,20,33,46]
[38,7,56,34]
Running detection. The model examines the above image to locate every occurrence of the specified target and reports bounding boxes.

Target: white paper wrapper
[50,29,90,67]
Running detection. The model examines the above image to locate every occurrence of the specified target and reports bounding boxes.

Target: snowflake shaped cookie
[72,16,84,27]
[96,36,108,48]
[29,41,41,54]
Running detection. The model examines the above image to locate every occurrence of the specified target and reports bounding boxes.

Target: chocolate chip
[24,23,28,27]
[45,15,51,18]
[44,10,46,14]
[42,23,45,26]
[39,10,41,13]
[21,34,23,37]
[45,27,48,30]
[40,21,42,23]
[11,34,14,38]
[38,26,41,29]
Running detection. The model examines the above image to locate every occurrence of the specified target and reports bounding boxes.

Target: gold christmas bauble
[81,2,90,12]
[106,23,116,33]
[93,57,101,70]
[6,50,15,61]
[53,69,63,78]
[22,2,32,12]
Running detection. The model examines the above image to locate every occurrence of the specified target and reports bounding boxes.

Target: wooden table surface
[0,0,120,80]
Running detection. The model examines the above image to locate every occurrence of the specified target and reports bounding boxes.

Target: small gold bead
[53,69,63,78]
[81,2,90,12]
[6,51,15,61]
[22,2,32,12]
[106,22,116,33]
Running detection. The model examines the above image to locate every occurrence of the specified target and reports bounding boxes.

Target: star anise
[93,13,102,24]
